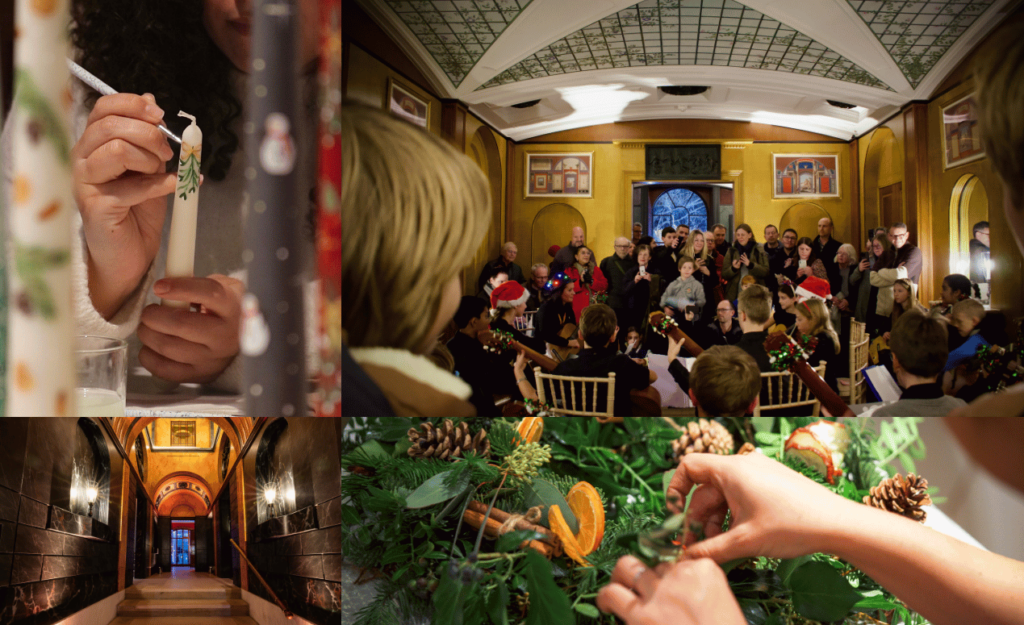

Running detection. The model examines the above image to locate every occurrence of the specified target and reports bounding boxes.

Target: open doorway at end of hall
[633,182,734,244]
[172,520,195,568]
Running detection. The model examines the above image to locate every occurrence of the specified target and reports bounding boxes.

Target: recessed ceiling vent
[659,86,709,96]
[511,99,541,108]
[827,99,856,109]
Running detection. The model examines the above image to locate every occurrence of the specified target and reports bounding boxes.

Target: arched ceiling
[110,417,256,453]
[357,0,1015,140]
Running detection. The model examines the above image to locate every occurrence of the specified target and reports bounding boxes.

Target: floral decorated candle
[162,111,202,309]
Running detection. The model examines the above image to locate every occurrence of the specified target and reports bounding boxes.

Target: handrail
[230,538,294,619]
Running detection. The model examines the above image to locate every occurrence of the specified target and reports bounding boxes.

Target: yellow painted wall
[509,141,851,270]
[462,115,508,294]
[927,83,1021,320]
[343,45,443,137]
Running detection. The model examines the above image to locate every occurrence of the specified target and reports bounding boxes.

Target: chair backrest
[534,367,616,417]
[752,363,827,416]
[846,335,871,404]
[520,310,537,337]
[850,320,866,344]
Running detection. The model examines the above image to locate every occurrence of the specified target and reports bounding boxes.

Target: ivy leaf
[788,561,861,622]
[524,551,574,625]
[406,468,471,509]
[496,530,547,553]
[573,603,601,618]
[524,478,578,534]
[853,593,899,611]
[485,584,510,625]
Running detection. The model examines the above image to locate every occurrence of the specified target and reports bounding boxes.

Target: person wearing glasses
[705,300,742,347]
[889,222,923,285]
[600,237,639,348]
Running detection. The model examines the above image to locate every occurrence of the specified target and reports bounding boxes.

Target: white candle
[163,111,202,309]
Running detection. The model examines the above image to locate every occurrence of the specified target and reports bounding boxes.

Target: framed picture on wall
[525,153,593,198]
[772,154,840,198]
[942,93,985,169]
[386,77,429,128]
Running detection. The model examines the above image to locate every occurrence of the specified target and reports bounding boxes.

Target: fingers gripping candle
[163,111,202,309]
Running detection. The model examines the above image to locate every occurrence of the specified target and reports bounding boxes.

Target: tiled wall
[0,419,122,625]
[230,418,341,625]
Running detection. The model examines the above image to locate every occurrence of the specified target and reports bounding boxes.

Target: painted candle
[242,0,307,417]
[0,48,6,417]
[314,0,341,417]
[6,0,75,416]
[162,111,203,309]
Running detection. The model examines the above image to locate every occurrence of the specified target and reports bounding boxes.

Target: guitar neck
[513,341,559,371]
[664,325,704,357]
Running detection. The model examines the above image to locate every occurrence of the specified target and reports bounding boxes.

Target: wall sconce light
[86,486,98,518]
[264,487,277,517]
[286,486,296,503]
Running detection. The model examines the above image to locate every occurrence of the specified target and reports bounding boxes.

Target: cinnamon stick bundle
[463,502,562,558]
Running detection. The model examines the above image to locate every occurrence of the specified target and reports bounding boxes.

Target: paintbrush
[65,58,182,145]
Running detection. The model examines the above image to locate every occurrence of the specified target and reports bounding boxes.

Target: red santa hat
[548,245,561,258]
[490,281,529,310]
[795,276,832,302]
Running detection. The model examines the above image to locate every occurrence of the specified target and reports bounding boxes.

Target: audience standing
[476,242,524,291]
[771,228,800,285]
[681,230,719,323]
[721,224,770,300]
[676,224,690,248]
[600,237,639,342]
[812,217,843,285]
[794,237,828,285]
[632,222,643,245]
[706,299,742,347]
[551,227,585,274]
[622,244,660,339]
[969,221,991,285]
[565,245,608,323]
[654,227,683,285]
[889,222,923,285]
[867,232,906,341]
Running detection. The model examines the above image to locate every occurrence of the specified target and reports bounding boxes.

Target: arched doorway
[949,174,990,289]
[531,203,586,268]
[863,127,906,234]
[465,127,503,295]
[779,202,831,243]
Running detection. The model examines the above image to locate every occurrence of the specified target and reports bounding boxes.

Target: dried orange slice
[548,505,589,567]
[516,416,544,445]
[566,482,605,555]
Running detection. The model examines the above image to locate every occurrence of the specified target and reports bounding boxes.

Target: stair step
[109,617,257,625]
[116,599,250,617]
[125,586,241,600]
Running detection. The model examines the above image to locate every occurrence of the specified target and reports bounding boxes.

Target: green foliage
[524,551,574,625]
[787,561,862,621]
[524,478,578,534]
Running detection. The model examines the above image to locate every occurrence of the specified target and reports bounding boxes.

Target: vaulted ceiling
[358,0,1017,140]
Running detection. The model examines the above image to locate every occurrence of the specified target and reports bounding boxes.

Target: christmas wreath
[342,417,936,625]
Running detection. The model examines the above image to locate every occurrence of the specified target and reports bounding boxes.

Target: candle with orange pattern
[6,0,75,416]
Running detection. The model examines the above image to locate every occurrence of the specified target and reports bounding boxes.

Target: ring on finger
[631,566,647,588]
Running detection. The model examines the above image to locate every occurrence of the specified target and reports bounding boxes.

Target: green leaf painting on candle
[12,242,71,321]
[13,69,72,166]
[177,143,202,201]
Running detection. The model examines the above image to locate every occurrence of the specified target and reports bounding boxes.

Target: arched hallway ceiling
[358,0,1015,140]
[110,417,256,453]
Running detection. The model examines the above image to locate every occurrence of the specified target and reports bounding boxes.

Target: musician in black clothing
[488,281,546,355]
[537,276,581,354]
[447,297,516,415]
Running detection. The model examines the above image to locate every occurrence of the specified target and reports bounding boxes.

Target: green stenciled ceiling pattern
[479,0,893,90]
[848,0,994,88]
[384,0,534,85]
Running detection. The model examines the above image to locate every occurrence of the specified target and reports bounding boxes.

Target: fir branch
[351,581,401,625]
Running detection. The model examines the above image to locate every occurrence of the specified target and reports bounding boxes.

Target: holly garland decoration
[972,339,1024,392]
[650,314,679,338]
[522,398,554,416]
[342,417,935,625]
[767,333,819,372]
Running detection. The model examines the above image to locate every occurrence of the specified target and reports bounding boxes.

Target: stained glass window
[651,188,708,244]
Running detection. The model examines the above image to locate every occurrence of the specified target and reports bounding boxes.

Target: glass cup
[75,336,128,417]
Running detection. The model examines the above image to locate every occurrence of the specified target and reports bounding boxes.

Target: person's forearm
[87,253,143,320]
[822,500,1024,625]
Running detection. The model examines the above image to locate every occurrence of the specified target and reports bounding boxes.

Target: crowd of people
[343,23,1021,420]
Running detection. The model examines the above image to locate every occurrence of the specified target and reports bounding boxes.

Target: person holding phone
[793,237,828,285]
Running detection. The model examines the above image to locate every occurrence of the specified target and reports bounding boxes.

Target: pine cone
[737,442,756,455]
[407,420,491,460]
[863,473,932,522]
[671,419,735,462]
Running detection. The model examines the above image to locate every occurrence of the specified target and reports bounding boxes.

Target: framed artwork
[773,154,840,198]
[386,77,429,128]
[526,153,593,198]
[942,94,985,169]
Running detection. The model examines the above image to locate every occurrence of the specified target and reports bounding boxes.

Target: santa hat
[548,245,561,258]
[795,276,832,302]
[490,281,529,310]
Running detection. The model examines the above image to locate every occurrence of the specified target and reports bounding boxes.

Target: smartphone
[639,266,647,276]
[798,259,807,269]
[684,305,698,317]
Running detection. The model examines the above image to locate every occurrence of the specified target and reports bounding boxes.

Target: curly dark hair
[70,0,242,181]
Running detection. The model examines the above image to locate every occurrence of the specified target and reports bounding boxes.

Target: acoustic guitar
[648,311,704,357]
[763,332,854,417]
[478,328,662,416]
[548,322,579,363]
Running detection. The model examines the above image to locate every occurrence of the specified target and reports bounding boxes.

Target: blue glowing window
[651,189,708,244]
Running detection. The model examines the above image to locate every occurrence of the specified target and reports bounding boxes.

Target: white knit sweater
[2,71,320,394]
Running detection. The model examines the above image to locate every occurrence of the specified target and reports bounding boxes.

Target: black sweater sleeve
[668,359,690,393]
[537,302,569,347]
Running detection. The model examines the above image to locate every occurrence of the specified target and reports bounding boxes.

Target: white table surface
[648,354,695,408]
[126,367,316,416]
